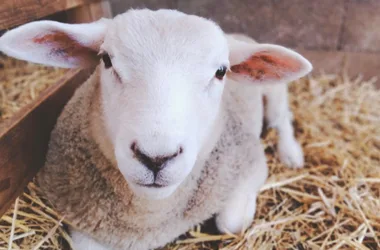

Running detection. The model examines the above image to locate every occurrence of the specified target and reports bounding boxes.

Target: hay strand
[7,198,19,250]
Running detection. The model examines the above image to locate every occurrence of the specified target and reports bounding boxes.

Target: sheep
[0,9,312,250]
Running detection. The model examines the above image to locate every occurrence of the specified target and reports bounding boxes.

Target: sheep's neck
[90,67,117,167]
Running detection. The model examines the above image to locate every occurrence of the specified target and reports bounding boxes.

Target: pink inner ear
[32,32,96,60]
[230,51,302,81]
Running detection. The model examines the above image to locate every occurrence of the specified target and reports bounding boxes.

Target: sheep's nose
[131,142,183,175]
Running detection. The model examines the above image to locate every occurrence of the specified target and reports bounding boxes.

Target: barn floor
[0,55,379,249]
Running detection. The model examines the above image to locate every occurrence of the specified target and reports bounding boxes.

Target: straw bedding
[0,56,379,250]
[0,55,67,124]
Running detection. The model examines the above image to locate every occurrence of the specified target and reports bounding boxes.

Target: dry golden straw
[0,56,379,250]
[0,54,66,123]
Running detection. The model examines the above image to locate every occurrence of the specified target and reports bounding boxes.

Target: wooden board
[0,0,101,30]
[0,68,93,216]
[66,0,112,23]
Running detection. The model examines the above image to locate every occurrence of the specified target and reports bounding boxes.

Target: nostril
[130,141,138,152]
[130,142,183,174]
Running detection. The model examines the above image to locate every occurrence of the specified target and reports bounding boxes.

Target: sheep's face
[0,9,312,200]
[100,10,229,199]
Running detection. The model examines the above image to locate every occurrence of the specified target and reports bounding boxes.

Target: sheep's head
[0,9,311,200]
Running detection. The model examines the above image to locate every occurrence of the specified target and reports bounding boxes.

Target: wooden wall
[111,0,380,87]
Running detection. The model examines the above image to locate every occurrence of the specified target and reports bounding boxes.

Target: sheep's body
[0,8,311,250]
[37,67,267,250]
[36,33,302,250]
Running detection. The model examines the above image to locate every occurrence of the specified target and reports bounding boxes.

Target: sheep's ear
[227,39,312,84]
[0,19,108,68]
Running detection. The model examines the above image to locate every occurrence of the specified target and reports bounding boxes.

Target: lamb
[0,9,312,250]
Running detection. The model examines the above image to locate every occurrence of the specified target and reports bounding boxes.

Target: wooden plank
[0,0,100,30]
[89,0,112,20]
[66,3,93,23]
[66,0,112,23]
[0,68,93,217]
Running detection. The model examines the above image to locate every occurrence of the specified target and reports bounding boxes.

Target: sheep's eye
[101,53,112,69]
[215,66,227,80]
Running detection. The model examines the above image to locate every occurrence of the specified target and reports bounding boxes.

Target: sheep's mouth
[136,183,168,188]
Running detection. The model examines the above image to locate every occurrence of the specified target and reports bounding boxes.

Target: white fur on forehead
[104,9,228,68]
